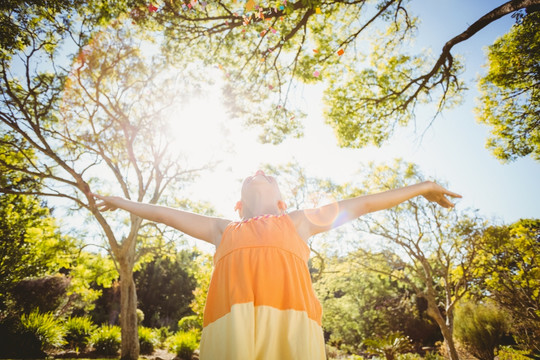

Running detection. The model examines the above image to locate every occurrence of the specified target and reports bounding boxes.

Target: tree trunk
[119,259,139,360]
[427,303,460,360]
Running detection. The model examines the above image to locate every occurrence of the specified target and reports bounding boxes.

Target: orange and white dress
[199,214,326,360]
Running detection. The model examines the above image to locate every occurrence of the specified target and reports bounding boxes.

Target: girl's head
[236,170,286,218]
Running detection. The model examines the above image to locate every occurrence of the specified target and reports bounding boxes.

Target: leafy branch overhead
[142,0,540,148]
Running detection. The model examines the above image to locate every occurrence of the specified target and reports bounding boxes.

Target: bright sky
[173,0,539,226]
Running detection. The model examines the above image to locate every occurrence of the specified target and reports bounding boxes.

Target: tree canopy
[476,9,540,162]
[144,0,540,155]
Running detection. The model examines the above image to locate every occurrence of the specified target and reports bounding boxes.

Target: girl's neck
[242,205,281,220]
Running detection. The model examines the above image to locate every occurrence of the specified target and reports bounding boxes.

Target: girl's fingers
[445,190,462,198]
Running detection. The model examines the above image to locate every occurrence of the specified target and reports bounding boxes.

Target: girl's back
[200,214,326,360]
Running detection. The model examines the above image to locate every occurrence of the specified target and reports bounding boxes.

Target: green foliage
[315,252,441,353]
[473,219,540,353]
[138,326,159,355]
[64,316,97,351]
[178,315,202,332]
[154,0,475,147]
[20,310,66,353]
[324,51,463,148]
[156,326,173,347]
[364,332,413,360]
[397,353,424,360]
[188,253,213,328]
[0,192,77,311]
[66,250,117,313]
[90,325,121,356]
[0,0,145,59]
[135,251,197,329]
[476,11,540,162]
[137,308,145,323]
[167,330,200,360]
[0,138,84,313]
[497,346,533,360]
[454,301,509,360]
[423,351,445,360]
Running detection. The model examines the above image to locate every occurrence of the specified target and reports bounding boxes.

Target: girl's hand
[421,181,462,208]
[91,193,120,212]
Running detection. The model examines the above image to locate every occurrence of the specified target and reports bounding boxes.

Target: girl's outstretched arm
[290,181,461,240]
[91,193,230,246]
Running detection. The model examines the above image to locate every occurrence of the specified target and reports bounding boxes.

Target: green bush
[364,332,412,360]
[137,308,145,323]
[168,330,200,360]
[156,326,173,347]
[424,351,444,360]
[139,326,159,355]
[90,325,121,356]
[178,315,202,332]
[19,310,66,355]
[454,301,509,360]
[397,353,423,360]
[64,316,97,351]
[497,346,533,360]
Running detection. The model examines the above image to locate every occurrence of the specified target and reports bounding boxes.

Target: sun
[165,90,232,168]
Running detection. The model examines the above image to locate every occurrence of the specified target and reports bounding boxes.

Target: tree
[314,252,441,354]
[348,160,484,360]
[149,0,540,151]
[0,17,207,360]
[473,219,540,354]
[0,138,77,313]
[476,9,540,162]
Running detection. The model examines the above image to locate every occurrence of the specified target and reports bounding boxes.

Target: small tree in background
[473,219,540,354]
[350,160,485,360]
[1,17,209,360]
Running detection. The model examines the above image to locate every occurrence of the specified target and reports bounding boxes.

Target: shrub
[19,310,66,356]
[156,326,173,347]
[497,346,533,360]
[64,316,97,351]
[424,350,444,360]
[364,332,412,360]
[178,315,202,332]
[454,301,509,360]
[397,353,423,360]
[90,325,121,356]
[139,326,159,355]
[137,308,145,323]
[12,275,70,314]
[168,330,200,360]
